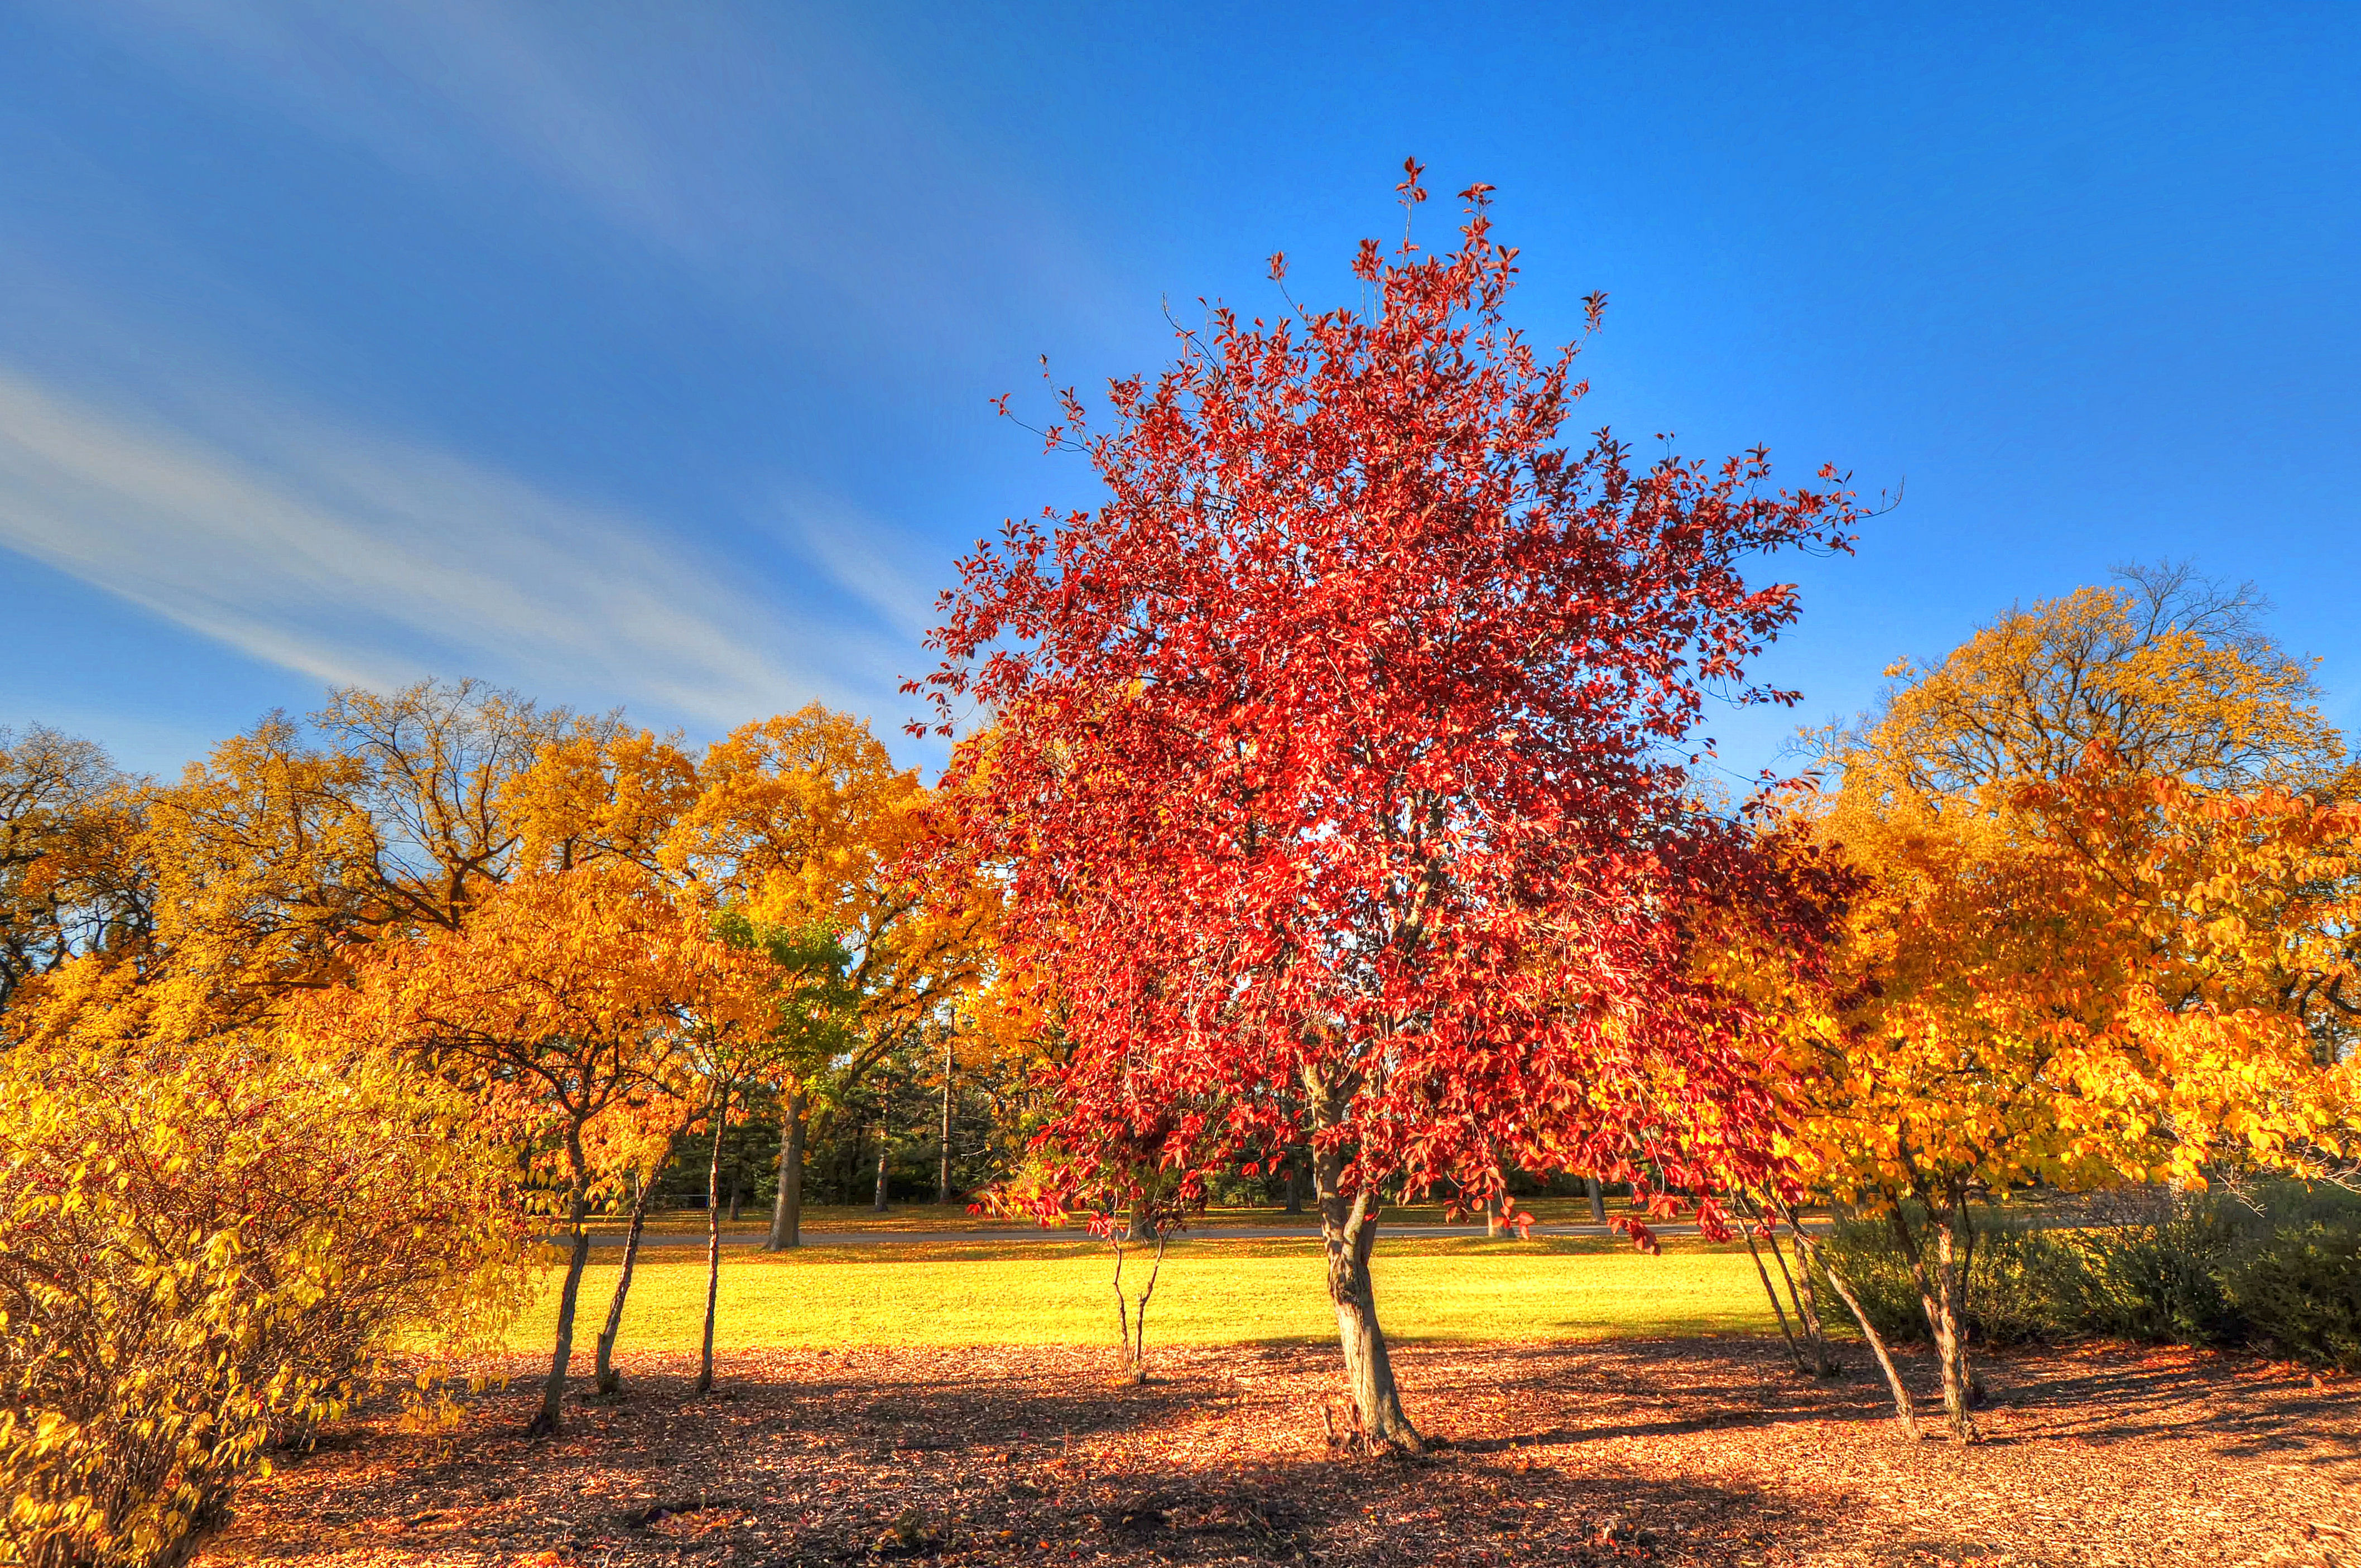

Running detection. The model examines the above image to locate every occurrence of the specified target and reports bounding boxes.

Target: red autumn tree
[916,164,1858,1452]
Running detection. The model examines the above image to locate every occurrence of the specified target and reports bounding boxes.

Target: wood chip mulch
[195,1337,2360,1568]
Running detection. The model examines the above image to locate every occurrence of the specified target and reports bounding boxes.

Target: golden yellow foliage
[1765,571,2358,1437]
[320,861,777,1432]
[0,1031,527,1568]
[0,727,143,1018]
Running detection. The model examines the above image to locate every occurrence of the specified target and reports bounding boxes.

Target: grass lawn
[512,1234,1781,1351]
[575,1195,1670,1238]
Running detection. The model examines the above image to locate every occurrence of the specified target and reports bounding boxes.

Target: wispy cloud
[776,485,949,645]
[54,0,1122,349]
[0,365,891,728]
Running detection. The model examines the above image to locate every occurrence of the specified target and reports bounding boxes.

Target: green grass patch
[511,1236,1777,1351]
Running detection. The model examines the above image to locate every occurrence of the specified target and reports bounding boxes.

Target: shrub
[1958,1220,2088,1347]
[2067,1196,2249,1347]
[1812,1184,2361,1372]
[1811,1206,2081,1347]
[0,1036,529,1568]
[2223,1215,2361,1373]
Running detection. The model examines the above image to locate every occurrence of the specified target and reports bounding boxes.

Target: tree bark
[1740,1217,1807,1372]
[872,1115,891,1212]
[532,1133,593,1437]
[938,1032,954,1204]
[1312,1132,1420,1453]
[1282,1155,1306,1215]
[1763,1222,1835,1377]
[594,1170,655,1394]
[1891,1195,1978,1440]
[696,1085,730,1396]
[1793,1225,1918,1439]
[1585,1175,1606,1225]
[767,1086,806,1250]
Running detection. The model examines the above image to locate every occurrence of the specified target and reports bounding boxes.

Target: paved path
[560,1220,1758,1249]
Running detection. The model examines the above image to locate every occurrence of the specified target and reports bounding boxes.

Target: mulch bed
[197,1338,2359,1567]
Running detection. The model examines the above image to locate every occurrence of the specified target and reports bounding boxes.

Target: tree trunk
[1585,1175,1606,1225]
[728,1176,742,1223]
[937,1033,954,1204]
[1740,1192,1834,1379]
[1763,1222,1835,1377]
[1891,1195,1978,1441]
[1792,1224,1918,1439]
[1740,1217,1807,1373]
[1282,1155,1305,1215]
[1312,1137,1420,1453]
[872,1115,891,1213]
[594,1170,656,1394]
[1110,1230,1170,1383]
[532,1134,593,1437]
[696,1086,730,1396]
[767,1086,806,1250]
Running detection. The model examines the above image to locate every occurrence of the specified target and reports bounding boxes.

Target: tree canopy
[920,163,1860,1449]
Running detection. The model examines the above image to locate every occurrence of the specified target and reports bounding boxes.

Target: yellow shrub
[0,1035,530,1568]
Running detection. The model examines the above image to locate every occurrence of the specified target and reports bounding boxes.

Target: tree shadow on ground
[1971,1344,2361,1461]
[1444,1334,2361,1459]
[198,1339,2361,1568]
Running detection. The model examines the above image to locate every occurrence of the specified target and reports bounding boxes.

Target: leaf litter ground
[198,1338,2358,1568]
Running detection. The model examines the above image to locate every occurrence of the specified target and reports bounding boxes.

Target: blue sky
[3,2,2357,784]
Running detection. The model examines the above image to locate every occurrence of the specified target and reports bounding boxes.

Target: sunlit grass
[511,1235,1780,1351]
[577,1195,1653,1237]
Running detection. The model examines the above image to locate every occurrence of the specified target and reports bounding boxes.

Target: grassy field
[576,1195,1660,1238]
[513,1234,1781,1351]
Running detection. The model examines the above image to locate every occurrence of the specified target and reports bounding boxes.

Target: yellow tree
[665,706,995,1247]
[1784,568,2354,1438]
[130,681,578,1032]
[326,862,773,1434]
[499,721,720,1391]
[501,724,702,878]
[0,726,147,1020]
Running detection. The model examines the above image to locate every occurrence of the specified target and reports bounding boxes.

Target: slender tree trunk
[1762,1222,1835,1377]
[937,1033,954,1204]
[696,1086,731,1397]
[594,1170,655,1395]
[1740,1218,1807,1372]
[1585,1175,1606,1225]
[767,1086,806,1250]
[1110,1229,1170,1383]
[728,1175,742,1223]
[1792,1224,1919,1439]
[1891,1195,1978,1440]
[1283,1155,1306,1215]
[532,1134,593,1437]
[872,1115,891,1213]
[1311,1129,1420,1454]
[1112,1235,1136,1379]
[1740,1192,1834,1378]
